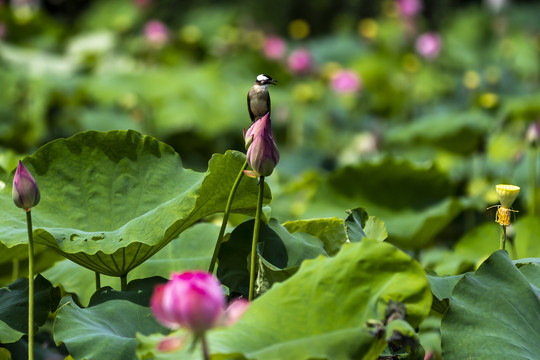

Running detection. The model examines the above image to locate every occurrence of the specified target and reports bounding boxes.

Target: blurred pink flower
[133,0,151,9]
[527,120,540,146]
[397,0,423,18]
[330,69,362,94]
[144,20,169,47]
[415,32,442,60]
[263,36,286,60]
[151,271,225,334]
[288,48,312,74]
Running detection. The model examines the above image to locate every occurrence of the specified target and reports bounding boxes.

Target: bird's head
[255,74,277,86]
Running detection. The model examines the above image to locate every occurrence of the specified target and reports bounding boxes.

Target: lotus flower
[151,271,225,334]
[12,160,40,211]
[244,113,280,177]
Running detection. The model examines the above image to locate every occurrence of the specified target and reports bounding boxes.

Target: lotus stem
[208,160,248,273]
[500,225,507,251]
[120,274,127,291]
[201,333,210,360]
[26,210,34,360]
[249,176,265,301]
[95,272,101,291]
[529,146,536,216]
[12,259,19,282]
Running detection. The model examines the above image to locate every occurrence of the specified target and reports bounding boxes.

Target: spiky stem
[95,272,101,291]
[500,225,507,251]
[249,177,265,301]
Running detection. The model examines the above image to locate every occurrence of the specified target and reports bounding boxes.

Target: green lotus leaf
[344,207,388,243]
[0,274,59,343]
[156,239,432,360]
[43,223,220,306]
[54,296,167,360]
[282,217,347,256]
[0,130,270,277]
[324,157,461,249]
[384,112,493,155]
[441,250,540,359]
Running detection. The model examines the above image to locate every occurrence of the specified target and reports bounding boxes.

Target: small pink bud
[221,298,249,327]
[245,113,280,177]
[157,336,186,352]
[526,120,540,146]
[12,160,40,211]
[150,271,225,335]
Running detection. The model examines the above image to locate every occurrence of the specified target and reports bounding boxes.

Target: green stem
[120,274,127,291]
[249,176,265,301]
[529,145,536,217]
[95,272,101,292]
[208,160,248,273]
[26,210,34,360]
[201,334,210,360]
[500,225,507,251]
[12,258,19,282]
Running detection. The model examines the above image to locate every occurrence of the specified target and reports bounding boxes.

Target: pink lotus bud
[527,120,540,146]
[288,48,312,74]
[263,36,286,60]
[12,160,40,211]
[144,20,169,47]
[150,271,225,335]
[157,335,186,352]
[330,69,362,94]
[397,0,423,18]
[415,32,442,60]
[221,298,249,327]
[244,113,280,177]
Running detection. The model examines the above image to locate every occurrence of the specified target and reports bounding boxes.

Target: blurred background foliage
[1,0,540,267]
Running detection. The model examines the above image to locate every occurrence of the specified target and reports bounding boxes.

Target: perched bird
[247,74,277,122]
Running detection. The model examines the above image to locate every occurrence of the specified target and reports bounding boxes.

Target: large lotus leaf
[384,112,493,155]
[426,273,466,315]
[322,157,461,249]
[42,223,220,306]
[0,130,270,277]
[54,296,167,360]
[154,239,432,360]
[0,274,59,343]
[441,250,540,359]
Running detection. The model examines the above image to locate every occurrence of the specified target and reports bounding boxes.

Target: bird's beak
[269,79,277,85]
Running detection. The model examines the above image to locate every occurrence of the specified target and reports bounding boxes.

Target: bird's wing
[247,91,255,122]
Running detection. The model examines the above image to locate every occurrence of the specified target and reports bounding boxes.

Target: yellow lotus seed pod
[496,184,520,208]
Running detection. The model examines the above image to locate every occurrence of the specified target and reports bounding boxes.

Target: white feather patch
[257,74,269,82]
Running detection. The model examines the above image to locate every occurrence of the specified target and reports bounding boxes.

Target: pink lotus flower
[263,36,286,60]
[221,298,249,327]
[397,0,423,18]
[12,160,40,211]
[144,20,169,47]
[151,271,225,334]
[415,32,442,60]
[288,48,312,74]
[330,69,362,94]
[244,113,280,178]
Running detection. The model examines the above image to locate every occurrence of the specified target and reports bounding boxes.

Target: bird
[247,74,277,122]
